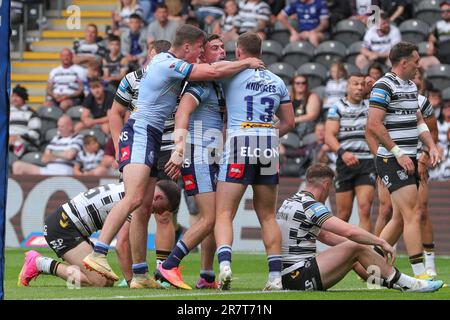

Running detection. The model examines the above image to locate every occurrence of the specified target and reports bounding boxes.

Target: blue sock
[217,245,232,268]
[93,241,109,255]
[200,270,215,283]
[132,262,148,275]
[162,240,189,269]
[268,255,282,280]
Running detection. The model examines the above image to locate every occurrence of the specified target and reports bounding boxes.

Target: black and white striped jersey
[114,66,176,151]
[75,149,104,172]
[417,94,435,155]
[62,182,125,236]
[369,72,420,158]
[327,98,373,159]
[277,191,333,275]
[46,134,83,167]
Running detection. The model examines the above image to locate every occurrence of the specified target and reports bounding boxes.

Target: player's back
[223,68,291,137]
[131,52,193,133]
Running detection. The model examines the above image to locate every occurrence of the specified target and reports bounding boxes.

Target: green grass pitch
[4,248,450,300]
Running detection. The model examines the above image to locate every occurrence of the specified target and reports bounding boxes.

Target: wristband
[390,145,405,158]
[417,123,430,135]
[337,147,346,157]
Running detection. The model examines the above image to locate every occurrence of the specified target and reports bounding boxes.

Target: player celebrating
[162,34,227,290]
[366,42,441,279]
[213,32,295,291]
[277,163,444,292]
[18,180,180,288]
[83,24,265,287]
[325,73,376,232]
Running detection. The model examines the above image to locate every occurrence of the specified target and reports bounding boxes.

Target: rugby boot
[83,252,119,282]
[18,250,41,286]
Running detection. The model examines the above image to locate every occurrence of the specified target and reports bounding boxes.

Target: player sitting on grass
[277,163,444,292]
[18,180,180,288]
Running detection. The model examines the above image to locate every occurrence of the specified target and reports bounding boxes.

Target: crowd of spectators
[10,0,450,180]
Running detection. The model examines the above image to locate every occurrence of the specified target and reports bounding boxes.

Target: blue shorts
[181,144,220,196]
[218,135,279,185]
[118,118,161,177]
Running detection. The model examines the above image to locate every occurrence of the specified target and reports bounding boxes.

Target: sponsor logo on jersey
[59,211,69,229]
[291,270,300,279]
[397,170,408,181]
[228,163,245,179]
[183,174,197,191]
[382,175,392,188]
[120,146,130,162]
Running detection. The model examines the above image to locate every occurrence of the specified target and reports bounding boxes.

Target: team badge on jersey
[228,163,245,179]
[120,146,130,162]
[183,174,197,191]
[397,170,408,181]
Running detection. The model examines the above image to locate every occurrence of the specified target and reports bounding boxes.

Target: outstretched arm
[188,58,265,82]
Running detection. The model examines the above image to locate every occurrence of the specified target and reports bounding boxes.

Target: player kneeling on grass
[18,180,180,288]
[277,163,444,292]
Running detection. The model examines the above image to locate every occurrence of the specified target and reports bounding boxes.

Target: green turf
[4,248,450,300]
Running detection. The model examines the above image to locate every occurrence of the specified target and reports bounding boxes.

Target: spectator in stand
[75,78,115,134]
[349,0,372,24]
[328,0,352,27]
[430,88,443,120]
[367,62,383,83]
[290,74,322,139]
[45,48,86,111]
[438,102,450,147]
[213,0,241,42]
[323,61,347,116]
[237,0,271,39]
[305,122,334,167]
[121,13,148,71]
[147,4,180,43]
[139,0,165,25]
[9,85,41,157]
[278,0,329,47]
[12,115,83,176]
[191,0,224,32]
[413,68,433,97]
[112,0,143,35]
[83,60,109,96]
[420,1,450,70]
[378,0,411,25]
[73,24,106,67]
[355,12,401,71]
[103,35,128,89]
[74,135,107,176]
[101,137,120,176]
[166,0,187,22]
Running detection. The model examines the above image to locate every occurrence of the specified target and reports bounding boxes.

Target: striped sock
[267,255,282,281]
[132,262,148,275]
[423,243,436,272]
[156,250,171,268]
[93,241,109,255]
[217,245,232,270]
[36,256,60,275]
[409,253,426,276]
[162,240,189,269]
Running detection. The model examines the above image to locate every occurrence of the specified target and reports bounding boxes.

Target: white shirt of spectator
[356,0,372,16]
[362,25,401,53]
[46,133,83,167]
[432,20,450,43]
[48,64,87,96]
[76,149,104,172]
[237,1,271,33]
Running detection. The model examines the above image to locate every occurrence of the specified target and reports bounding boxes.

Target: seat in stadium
[66,106,84,122]
[442,87,450,101]
[268,63,295,85]
[418,41,431,57]
[80,128,107,146]
[280,132,301,149]
[313,41,346,69]
[343,62,360,76]
[399,19,430,43]
[36,106,64,122]
[296,62,328,89]
[281,41,314,68]
[311,85,326,100]
[225,41,236,61]
[346,41,363,65]
[415,0,442,27]
[44,127,59,143]
[268,22,291,48]
[425,64,450,91]
[21,151,44,167]
[261,40,283,65]
[332,19,366,47]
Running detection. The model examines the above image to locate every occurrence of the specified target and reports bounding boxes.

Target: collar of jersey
[167,51,177,58]
[299,190,315,199]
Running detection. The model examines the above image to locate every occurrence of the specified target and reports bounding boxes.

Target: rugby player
[365,42,441,278]
[18,180,180,288]
[212,32,295,291]
[83,24,265,287]
[325,73,376,232]
[109,40,178,281]
[277,163,444,292]
[161,34,227,290]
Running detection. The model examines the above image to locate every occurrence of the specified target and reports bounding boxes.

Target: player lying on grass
[18,180,180,288]
[277,163,444,292]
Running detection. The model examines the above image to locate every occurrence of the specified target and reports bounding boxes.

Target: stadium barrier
[5,175,450,255]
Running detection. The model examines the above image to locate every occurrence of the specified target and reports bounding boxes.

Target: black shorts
[335,158,377,193]
[375,156,419,194]
[281,258,324,291]
[156,150,172,181]
[44,206,92,258]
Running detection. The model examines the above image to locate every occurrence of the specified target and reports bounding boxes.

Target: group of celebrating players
[18,23,445,293]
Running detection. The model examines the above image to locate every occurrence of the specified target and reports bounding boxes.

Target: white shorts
[40,163,74,176]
